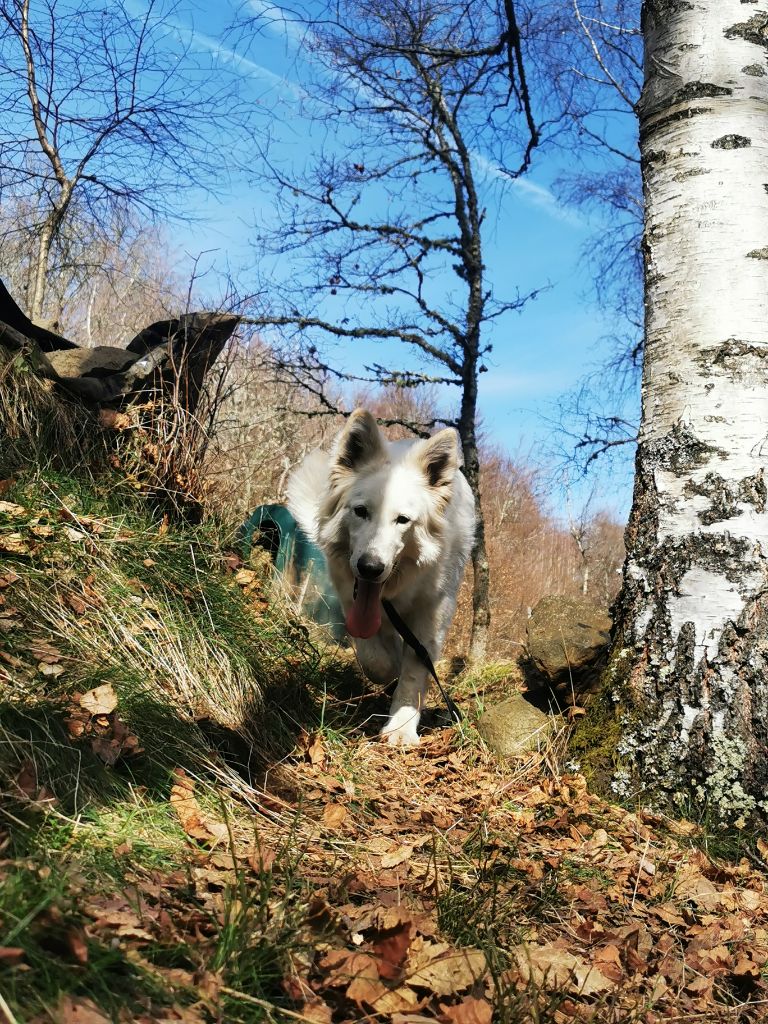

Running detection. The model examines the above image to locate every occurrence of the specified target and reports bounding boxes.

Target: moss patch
[566,642,638,794]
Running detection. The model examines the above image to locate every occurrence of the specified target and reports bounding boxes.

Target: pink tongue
[346,579,383,638]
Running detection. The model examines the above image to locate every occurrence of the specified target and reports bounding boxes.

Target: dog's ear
[335,409,385,470]
[416,428,459,489]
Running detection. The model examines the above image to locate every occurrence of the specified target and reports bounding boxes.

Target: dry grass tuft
[0,351,102,476]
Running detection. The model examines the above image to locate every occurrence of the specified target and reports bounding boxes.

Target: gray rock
[46,346,138,378]
[477,693,553,757]
[526,595,612,702]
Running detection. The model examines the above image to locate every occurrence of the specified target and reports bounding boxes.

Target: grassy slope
[1,465,768,1024]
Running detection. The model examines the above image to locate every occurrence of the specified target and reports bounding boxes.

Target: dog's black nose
[357,554,385,580]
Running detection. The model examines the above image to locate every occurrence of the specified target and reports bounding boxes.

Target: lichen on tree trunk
[585,1,768,822]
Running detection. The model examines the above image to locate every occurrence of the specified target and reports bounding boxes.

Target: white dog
[287,409,476,745]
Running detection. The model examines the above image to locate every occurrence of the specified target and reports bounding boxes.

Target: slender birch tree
[605,1,768,820]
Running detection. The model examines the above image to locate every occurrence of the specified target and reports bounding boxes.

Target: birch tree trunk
[609,0,768,821]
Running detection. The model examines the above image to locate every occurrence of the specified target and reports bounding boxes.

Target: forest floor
[1,468,768,1024]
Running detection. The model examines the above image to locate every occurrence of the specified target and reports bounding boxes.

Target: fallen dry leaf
[98,409,132,430]
[91,715,142,765]
[297,1001,333,1024]
[248,846,277,873]
[305,732,326,766]
[64,593,88,615]
[30,523,55,538]
[80,683,118,716]
[29,639,64,664]
[66,927,89,964]
[371,924,412,982]
[38,662,65,679]
[0,533,32,555]
[234,568,257,587]
[512,944,613,997]
[345,953,388,1006]
[438,996,493,1024]
[0,500,26,517]
[381,844,414,868]
[407,941,487,996]
[170,769,229,847]
[323,802,348,828]
[12,761,56,804]
[54,995,111,1023]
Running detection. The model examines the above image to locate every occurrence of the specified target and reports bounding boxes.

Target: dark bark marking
[643,424,727,475]
[674,168,711,182]
[672,82,733,101]
[674,622,698,695]
[646,0,693,17]
[712,134,752,149]
[725,13,768,48]
[641,107,713,144]
[742,63,766,76]
[668,533,752,590]
[747,247,768,259]
[713,337,768,361]
[698,338,768,381]
[685,470,767,525]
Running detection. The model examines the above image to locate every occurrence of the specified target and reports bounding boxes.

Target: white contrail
[471,151,582,226]
[247,0,309,45]
[125,0,304,97]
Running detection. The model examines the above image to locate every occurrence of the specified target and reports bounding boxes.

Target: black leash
[381,598,462,724]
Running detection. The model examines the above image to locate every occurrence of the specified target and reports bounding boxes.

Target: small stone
[477,694,553,758]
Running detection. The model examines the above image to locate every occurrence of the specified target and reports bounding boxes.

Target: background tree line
[0,0,632,660]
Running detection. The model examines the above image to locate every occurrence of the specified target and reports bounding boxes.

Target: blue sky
[161,0,639,518]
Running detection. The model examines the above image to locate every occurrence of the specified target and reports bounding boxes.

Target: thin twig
[218,987,329,1023]
[631,832,652,909]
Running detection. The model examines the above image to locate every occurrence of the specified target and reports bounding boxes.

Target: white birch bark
[613,0,768,820]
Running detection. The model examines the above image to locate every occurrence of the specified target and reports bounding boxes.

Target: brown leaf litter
[234,730,768,1023]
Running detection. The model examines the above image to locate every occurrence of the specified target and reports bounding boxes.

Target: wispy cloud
[179,25,305,98]
[126,0,304,98]
[471,152,582,227]
[247,0,309,46]
[129,0,579,227]
[239,6,578,229]
[191,30,288,82]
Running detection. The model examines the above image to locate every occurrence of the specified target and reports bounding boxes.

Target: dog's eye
[353,505,369,519]
[395,514,410,525]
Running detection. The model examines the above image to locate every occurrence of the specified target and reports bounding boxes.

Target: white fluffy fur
[287,410,476,745]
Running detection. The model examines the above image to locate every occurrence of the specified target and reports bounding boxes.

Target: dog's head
[320,409,461,637]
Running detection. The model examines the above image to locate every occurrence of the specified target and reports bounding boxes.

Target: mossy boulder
[525,595,612,705]
[477,693,553,758]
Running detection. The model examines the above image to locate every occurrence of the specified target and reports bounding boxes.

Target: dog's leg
[381,654,428,745]
[381,595,456,746]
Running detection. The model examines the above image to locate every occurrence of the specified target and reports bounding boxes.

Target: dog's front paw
[381,706,420,746]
